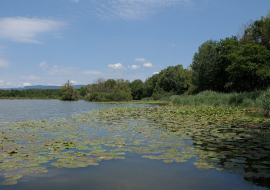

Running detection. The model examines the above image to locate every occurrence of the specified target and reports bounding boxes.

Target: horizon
[0,0,269,88]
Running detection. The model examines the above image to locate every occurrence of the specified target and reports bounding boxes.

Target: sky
[0,0,269,88]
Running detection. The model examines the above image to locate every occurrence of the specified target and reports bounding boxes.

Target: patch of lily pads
[0,105,270,188]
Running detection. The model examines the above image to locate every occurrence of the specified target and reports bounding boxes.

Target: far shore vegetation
[1,12,270,116]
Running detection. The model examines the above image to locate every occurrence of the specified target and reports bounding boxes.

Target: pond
[0,100,269,190]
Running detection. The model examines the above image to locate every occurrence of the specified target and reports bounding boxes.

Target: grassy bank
[169,89,270,115]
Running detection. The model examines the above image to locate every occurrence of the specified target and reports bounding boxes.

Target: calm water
[0,100,268,190]
[0,99,155,122]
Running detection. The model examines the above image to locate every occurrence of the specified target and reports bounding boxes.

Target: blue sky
[0,0,269,87]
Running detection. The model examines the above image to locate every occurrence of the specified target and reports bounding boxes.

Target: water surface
[0,100,268,190]
[0,99,154,122]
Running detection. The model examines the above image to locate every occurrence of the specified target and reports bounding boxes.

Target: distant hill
[1,85,85,90]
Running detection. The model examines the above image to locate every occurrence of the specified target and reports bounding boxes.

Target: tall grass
[169,90,268,110]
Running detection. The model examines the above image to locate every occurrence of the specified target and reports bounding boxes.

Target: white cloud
[70,80,77,84]
[40,61,48,70]
[135,58,146,62]
[0,79,4,84]
[143,62,153,68]
[0,17,65,44]
[128,65,140,69]
[84,70,102,75]
[0,59,9,68]
[23,83,31,86]
[94,0,192,20]
[108,63,124,70]
[71,0,79,2]
[26,75,38,80]
[153,72,159,75]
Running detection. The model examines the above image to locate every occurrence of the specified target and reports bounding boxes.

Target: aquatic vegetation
[0,105,270,187]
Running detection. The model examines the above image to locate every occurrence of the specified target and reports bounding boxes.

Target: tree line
[0,89,61,99]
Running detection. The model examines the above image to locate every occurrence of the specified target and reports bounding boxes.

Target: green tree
[104,79,117,92]
[143,73,160,98]
[129,79,144,100]
[142,65,192,98]
[217,36,240,91]
[85,78,132,102]
[226,43,270,92]
[158,65,192,94]
[191,37,240,92]
[191,40,220,92]
[60,80,79,101]
[79,86,86,97]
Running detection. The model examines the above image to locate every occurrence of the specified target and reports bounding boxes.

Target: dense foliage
[191,37,240,92]
[226,44,270,91]
[143,65,192,99]
[60,80,79,101]
[84,78,132,102]
[129,79,144,100]
[192,12,270,93]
